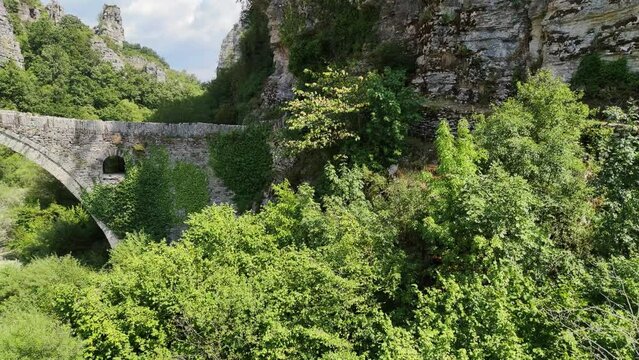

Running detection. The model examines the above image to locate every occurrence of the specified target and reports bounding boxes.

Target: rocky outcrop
[91,36,125,70]
[126,56,167,82]
[0,0,24,67]
[539,0,639,80]
[89,5,166,82]
[217,22,245,72]
[95,4,125,46]
[46,0,64,24]
[17,2,40,23]
[258,0,638,133]
[262,0,296,106]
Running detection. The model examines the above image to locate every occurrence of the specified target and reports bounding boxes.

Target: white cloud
[60,0,243,81]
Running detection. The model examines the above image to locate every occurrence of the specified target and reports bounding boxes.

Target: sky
[60,0,244,81]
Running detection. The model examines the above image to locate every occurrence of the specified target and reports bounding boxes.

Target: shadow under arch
[0,128,120,247]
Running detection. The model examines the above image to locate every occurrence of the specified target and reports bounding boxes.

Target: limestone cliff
[45,0,63,24]
[257,0,639,131]
[91,36,125,70]
[262,0,295,105]
[0,0,23,67]
[403,0,639,104]
[126,56,167,83]
[90,4,167,82]
[217,22,245,72]
[17,2,40,23]
[95,4,125,47]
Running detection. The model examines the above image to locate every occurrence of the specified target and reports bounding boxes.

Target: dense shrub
[475,70,593,252]
[593,105,639,256]
[0,309,84,360]
[280,0,379,76]
[285,67,422,170]
[209,126,273,211]
[572,54,639,108]
[8,203,106,264]
[83,148,210,239]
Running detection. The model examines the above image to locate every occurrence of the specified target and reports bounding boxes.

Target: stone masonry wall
[0,110,243,244]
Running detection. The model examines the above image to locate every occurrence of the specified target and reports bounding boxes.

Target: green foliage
[0,308,84,360]
[572,54,639,108]
[285,67,422,170]
[0,14,203,122]
[8,203,106,264]
[121,41,169,67]
[83,148,209,239]
[0,149,107,265]
[475,70,593,252]
[55,166,414,359]
[368,41,417,74]
[415,262,557,359]
[209,126,273,211]
[593,105,639,256]
[203,0,274,124]
[0,256,94,313]
[0,258,92,359]
[280,0,379,76]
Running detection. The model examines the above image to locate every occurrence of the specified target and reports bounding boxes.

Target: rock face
[46,0,64,24]
[262,0,296,106]
[127,56,167,82]
[539,0,639,80]
[17,2,40,23]
[217,22,245,72]
[0,0,24,67]
[95,4,125,46]
[91,36,125,70]
[90,4,166,82]
[259,0,639,134]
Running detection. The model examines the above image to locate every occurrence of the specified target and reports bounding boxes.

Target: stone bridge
[0,110,242,247]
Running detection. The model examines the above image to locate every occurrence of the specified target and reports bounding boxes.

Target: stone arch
[0,128,120,247]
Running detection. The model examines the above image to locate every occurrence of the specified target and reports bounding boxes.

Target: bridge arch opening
[103,155,126,175]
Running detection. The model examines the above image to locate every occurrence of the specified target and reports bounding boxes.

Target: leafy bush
[8,203,106,264]
[594,105,639,256]
[285,67,422,170]
[572,54,639,107]
[209,126,273,211]
[0,308,84,360]
[281,0,379,76]
[83,148,210,239]
[475,70,593,251]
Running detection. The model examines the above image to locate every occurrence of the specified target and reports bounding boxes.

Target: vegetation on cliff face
[285,68,422,170]
[201,0,274,125]
[572,54,639,108]
[280,0,379,76]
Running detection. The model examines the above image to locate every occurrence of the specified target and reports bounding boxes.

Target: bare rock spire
[95,4,125,46]
[46,0,65,24]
